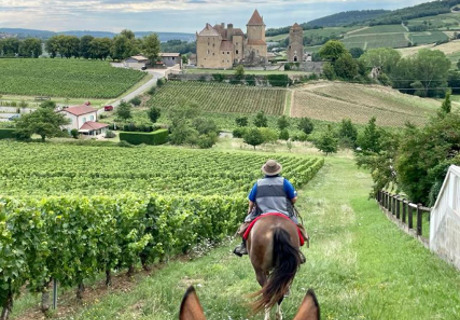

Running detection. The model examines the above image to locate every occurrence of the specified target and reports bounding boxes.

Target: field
[409,31,449,45]
[291,82,440,126]
[0,142,323,197]
[150,81,287,115]
[0,59,146,98]
[266,26,359,42]
[408,12,460,29]
[350,25,407,35]
[342,33,409,50]
[398,40,460,66]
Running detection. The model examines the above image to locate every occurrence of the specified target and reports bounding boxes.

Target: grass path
[12,156,460,320]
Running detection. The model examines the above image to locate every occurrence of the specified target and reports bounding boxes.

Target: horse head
[179,286,320,320]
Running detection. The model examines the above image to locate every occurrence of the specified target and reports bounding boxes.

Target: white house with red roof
[59,105,108,136]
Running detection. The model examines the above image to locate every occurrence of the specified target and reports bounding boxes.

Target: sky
[0,0,434,33]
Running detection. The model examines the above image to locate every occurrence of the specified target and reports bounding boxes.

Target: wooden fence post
[408,204,413,229]
[396,197,400,219]
[402,199,407,223]
[392,195,396,216]
[416,204,422,236]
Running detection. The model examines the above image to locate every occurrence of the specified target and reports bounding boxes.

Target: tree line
[0,29,161,62]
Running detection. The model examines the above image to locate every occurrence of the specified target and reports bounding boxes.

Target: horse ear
[293,289,320,320]
[180,286,206,320]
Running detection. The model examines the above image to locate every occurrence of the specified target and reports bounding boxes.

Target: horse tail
[252,227,301,313]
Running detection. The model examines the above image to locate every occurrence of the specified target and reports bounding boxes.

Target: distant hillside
[369,0,460,25]
[0,28,194,42]
[306,10,389,27]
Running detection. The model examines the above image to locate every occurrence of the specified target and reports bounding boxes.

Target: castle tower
[287,23,304,63]
[245,9,267,62]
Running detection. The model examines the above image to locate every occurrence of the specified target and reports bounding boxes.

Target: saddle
[242,212,305,246]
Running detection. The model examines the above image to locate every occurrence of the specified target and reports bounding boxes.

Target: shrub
[235,116,248,127]
[267,74,291,87]
[157,78,166,87]
[70,129,79,139]
[0,128,15,139]
[232,127,248,138]
[259,128,278,143]
[147,106,161,123]
[245,74,256,86]
[129,96,142,106]
[105,130,116,138]
[197,133,217,149]
[243,127,264,149]
[279,129,290,140]
[298,117,314,135]
[212,74,225,82]
[119,129,169,146]
[147,86,156,95]
[253,110,268,127]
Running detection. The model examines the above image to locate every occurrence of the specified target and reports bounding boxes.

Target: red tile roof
[247,10,264,26]
[79,121,108,131]
[62,105,97,116]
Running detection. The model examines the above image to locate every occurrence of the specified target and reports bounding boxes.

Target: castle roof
[292,23,302,30]
[213,24,227,38]
[220,40,234,51]
[198,23,220,37]
[247,9,265,26]
[233,28,245,37]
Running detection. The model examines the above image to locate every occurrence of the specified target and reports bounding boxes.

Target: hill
[290,82,440,126]
[306,10,389,28]
[0,28,195,42]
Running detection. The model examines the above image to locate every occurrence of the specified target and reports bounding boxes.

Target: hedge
[0,128,15,139]
[119,129,168,145]
[0,194,246,316]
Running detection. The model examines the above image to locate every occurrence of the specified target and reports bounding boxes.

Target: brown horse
[247,214,303,320]
[179,286,320,320]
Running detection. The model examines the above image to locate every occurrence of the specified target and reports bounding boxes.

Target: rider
[233,159,308,258]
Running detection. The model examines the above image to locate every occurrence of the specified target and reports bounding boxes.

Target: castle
[196,10,267,69]
[287,23,304,63]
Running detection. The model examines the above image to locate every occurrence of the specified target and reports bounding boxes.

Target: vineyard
[0,141,324,317]
[291,82,439,126]
[150,81,287,115]
[0,59,146,98]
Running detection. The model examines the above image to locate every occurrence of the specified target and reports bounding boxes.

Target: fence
[376,190,431,245]
[429,165,460,270]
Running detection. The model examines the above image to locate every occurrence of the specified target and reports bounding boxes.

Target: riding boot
[236,222,251,237]
[233,239,248,257]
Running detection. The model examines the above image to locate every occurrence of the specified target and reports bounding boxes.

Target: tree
[322,62,336,80]
[116,101,132,120]
[279,129,290,140]
[358,117,381,153]
[235,116,248,127]
[318,40,347,62]
[18,38,42,58]
[440,91,452,115]
[334,53,358,80]
[359,48,401,75]
[15,107,70,141]
[243,128,265,149]
[39,101,57,109]
[315,127,338,154]
[349,47,365,59]
[338,118,358,148]
[235,65,245,79]
[80,35,95,59]
[88,38,112,60]
[298,117,314,135]
[277,115,290,130]
[45,36,59,58]
[111,32,138,61]
[147,106,161,123]
[70,129,79,139]
[193,117,218,135]
[253,111,268,127]
[142,33,160,65]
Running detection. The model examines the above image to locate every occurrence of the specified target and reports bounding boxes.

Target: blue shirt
[248,176,297,202]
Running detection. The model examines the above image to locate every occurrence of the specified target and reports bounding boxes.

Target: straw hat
[261,160,282,176]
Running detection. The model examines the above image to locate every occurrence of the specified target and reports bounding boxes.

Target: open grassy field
[350,25,407,35]
[0,59,146,99]
[398,40,460,66]
[10,153,460,320]
[266,26,359,42]
[408,12,460,29]
[291,82,440,126]
[409,31,449,45]
[149,81,288,115]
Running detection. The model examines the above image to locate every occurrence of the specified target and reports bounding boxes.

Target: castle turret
[245,9,267,63]
[287,23,303,63]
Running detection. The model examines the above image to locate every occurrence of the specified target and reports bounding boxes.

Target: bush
[259,128,278,143]
[298,117,314,135]
[70,129,79,139]
[147,86,156,95]
[245,74,256,86]
[0,128,15,139]
[267,74,291,87]
[253,110,268,127]
[279,129,290,140]
[235,116,248,127]
[129,96,142,106]
[157,78,166,87]
[147,106,161,123]
[212,74,225,82]
[243,127,265,149]
[232,127,248,138]
[119,129,169,146]
[197,133,218,149]
[105,130,116,138]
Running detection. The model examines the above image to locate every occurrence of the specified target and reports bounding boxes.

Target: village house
[124,55,149,69]
[159,53,182,68]
[59,105,108,136]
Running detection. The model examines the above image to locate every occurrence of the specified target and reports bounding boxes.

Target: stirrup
[299,251,306,264]
[233,243,248,257]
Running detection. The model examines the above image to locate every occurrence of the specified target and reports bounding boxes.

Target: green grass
[351,25,407,35]
[11,154,460,319]
[342,33,409,50]
[408,12,460,29]
[0,58,147,99]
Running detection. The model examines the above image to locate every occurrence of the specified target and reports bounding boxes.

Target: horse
[179,286,320,320]
[246,214,304,320]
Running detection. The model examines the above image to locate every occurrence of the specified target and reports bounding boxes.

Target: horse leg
[264,306,271,320]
